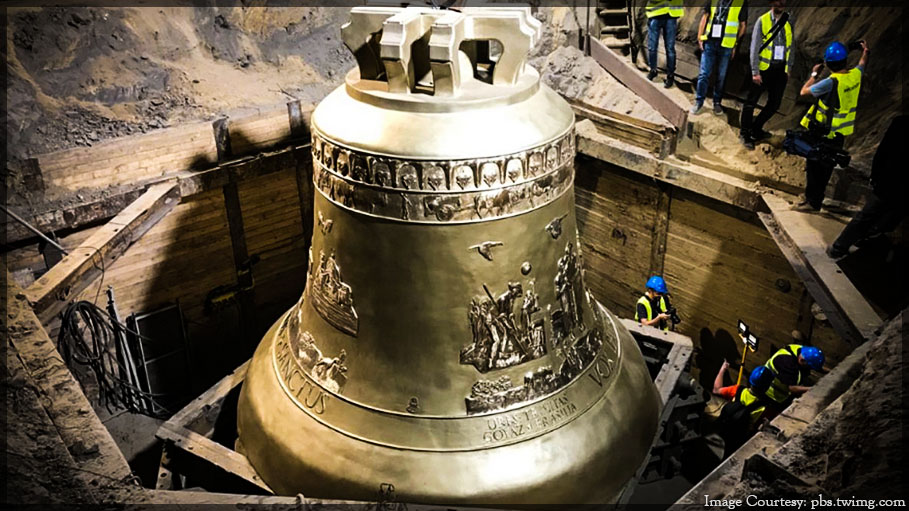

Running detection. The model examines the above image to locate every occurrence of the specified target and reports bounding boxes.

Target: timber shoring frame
[23,183,181,324]
[576,119,881,348]
[588,36,688,133]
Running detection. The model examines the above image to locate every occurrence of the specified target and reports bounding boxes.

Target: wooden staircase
[597,0,632,55]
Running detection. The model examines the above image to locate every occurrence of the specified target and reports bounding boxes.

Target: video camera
[665,306,682,326]
[783,128,851,168]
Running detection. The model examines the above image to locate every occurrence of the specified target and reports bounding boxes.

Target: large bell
[237,6,660,504]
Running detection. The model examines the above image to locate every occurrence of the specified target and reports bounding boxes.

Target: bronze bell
[237,6,660,504]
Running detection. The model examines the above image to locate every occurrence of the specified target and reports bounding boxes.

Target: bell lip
[237,302,661,504]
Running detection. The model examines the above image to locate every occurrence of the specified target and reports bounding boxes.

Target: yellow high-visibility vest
[801,67,862,138]
[758,11,792,73]
[700,0,744,49]
[646,0,684,19]
[635,295,668,331]
[765,344,803,404]
[738,387,767,423]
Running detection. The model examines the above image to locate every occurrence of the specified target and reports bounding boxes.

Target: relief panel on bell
[460,280,547,373]
[309,249,359,336]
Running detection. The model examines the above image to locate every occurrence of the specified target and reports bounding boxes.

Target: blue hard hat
[646,275,668,294]
[824,41,848,63]
[749,366,776,393]
[800,346,825,371]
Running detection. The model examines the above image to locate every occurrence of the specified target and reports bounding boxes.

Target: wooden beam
[213,117,232,162]
[24,183,181,323]
[21,157,46,196]
[758,194,882,343]
[293,146,314,263]
[222,178,258,346]
[589,37,688,132]
[155,361,273,493]
[287,99,309,140]
[6,147,311,245]
[576,120,764,212]
[5,278,133,493]
[648,183,672,277]
[568,99,675,158]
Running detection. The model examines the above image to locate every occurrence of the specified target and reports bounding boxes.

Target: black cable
[57,300,174,419]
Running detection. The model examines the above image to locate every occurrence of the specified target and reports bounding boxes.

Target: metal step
[601,35,630,49]
[600,25,630,35]
[598,8,627,17]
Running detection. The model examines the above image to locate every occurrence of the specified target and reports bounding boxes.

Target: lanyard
[714,0,732,23]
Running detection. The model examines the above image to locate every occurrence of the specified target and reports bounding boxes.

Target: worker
[764,344,825,406]
[740,0,793,150]
[794,40,870,212]
[711,363,777,457]
[828,115,908,259]
[692,0,748,116]
[635,275,670,331]
[645,0,685,89]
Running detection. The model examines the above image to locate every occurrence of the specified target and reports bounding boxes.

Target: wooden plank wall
[38,121,218,191]
[228,107,294,156]
[575,155,849,387]
[575,156,660,316]
[35,105,296,193]
[236,169,308,327]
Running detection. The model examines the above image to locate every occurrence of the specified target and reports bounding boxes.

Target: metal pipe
[0,204,69,255]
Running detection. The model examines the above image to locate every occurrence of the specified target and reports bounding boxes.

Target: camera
[783,129,851,168]
[665,306,682,326]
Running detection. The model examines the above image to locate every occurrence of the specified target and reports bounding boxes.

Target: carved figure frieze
[557,329,603,383]
[309,249,359,336]
[465,366,561,415]
[313,159,572,224]
[464,329,604,415]
[461,280,547,373]
[552,241,585,346]
[424,165,446,191]
[288,330,349,394]
[480,162,500,187]
[453,165,474,190]
[397,163,418,190]
[310,128,575,195]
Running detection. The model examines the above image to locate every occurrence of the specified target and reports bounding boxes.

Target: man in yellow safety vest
[794,40,870,212]
[692,0,748,115]
[764,344,825,405]
[740,0,792,150]
[645,0,685,88]
[635,275,670,331]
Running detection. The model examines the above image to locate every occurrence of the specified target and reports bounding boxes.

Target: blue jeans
[647,16,677,74]
[695,40,732,105]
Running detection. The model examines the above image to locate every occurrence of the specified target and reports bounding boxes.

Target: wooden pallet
[155,360,274,494]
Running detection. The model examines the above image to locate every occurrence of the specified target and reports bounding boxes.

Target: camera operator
[635,276,675,331]
[793,40,870,212]
[828,115,908,259]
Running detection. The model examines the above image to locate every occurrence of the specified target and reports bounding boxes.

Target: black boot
[741,130,755,150]
[663,73,675,88]
[647,69,658,81]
